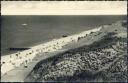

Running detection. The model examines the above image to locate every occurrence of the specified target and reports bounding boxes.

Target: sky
[1,1,127,15]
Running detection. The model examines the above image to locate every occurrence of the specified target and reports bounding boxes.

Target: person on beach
[24,60,28,68]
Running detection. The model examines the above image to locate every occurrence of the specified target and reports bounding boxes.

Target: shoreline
[1,27,102,75]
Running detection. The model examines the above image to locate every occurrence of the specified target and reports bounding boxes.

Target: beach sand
[1,27,101,82]
[1,32,102,82]
[1,50,67,82]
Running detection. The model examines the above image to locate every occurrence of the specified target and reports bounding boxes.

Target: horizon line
[1,14,127,16]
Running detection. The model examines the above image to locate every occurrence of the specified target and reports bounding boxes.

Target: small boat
[22,23,27,26]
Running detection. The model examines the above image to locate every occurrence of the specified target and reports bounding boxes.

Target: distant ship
[22,23,27,26]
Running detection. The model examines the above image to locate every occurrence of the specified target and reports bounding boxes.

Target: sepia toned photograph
[1,1,127,82]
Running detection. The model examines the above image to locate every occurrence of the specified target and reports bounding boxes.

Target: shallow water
[1,15,126,55]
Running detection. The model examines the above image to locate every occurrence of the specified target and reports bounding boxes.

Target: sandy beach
[1,27,102,82]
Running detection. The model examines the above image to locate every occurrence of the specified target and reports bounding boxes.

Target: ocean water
[1,15,126,55]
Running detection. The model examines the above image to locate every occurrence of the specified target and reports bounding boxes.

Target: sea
[1,15,126,56]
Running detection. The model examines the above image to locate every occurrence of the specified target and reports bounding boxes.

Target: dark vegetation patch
[122,20,127,28]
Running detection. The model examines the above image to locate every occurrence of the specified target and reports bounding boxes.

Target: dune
[25,20,127,82]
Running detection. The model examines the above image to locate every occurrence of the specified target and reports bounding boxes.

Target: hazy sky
[1,1,127,15]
